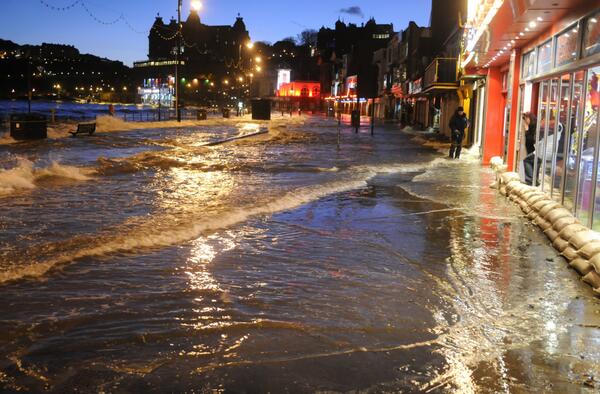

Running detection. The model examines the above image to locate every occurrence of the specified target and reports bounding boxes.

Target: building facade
[462,0,600,229]
[134,11,253,107]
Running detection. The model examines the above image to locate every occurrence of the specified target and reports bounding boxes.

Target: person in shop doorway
[521,112,539,185]
[108,104,115,117]
[449,106,469,159]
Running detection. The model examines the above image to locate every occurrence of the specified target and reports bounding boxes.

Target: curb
[490,156,600,297]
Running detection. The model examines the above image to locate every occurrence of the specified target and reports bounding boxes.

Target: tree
[297,29,318,47]
[281,36,298,44]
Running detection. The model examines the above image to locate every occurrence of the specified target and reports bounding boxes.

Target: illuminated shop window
[552,73,572,203]
[522,50,536,79]
[577,66,600,226]
[564,71,585,211]
[555,24,579,67]
[583,12,600,57]
[537,40,553,75]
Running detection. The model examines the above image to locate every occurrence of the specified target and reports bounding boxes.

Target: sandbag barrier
[490,156,600,297]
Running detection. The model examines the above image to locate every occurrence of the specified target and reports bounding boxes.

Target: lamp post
[175,0,182,122]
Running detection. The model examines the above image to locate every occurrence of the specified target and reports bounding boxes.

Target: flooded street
[0,116,599,393]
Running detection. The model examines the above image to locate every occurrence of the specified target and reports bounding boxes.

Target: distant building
[317,18,394,115]
[134,10,253,106]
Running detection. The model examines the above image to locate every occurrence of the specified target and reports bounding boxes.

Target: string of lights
[123,18,145,35]
[39,0,145,32]
[151,27,180,41]
[39,0,82,11]
[80,2,123,25]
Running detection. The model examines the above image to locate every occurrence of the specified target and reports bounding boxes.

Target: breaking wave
[0,158,92,196]
[0,159,445,284]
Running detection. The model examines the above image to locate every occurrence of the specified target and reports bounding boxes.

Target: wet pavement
[0,116,599,393]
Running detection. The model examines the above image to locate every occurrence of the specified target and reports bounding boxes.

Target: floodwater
[0,113,599,393]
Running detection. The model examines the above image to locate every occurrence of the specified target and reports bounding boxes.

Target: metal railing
[423,58,459,89]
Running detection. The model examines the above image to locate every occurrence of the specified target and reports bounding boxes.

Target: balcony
[423,58,459,92]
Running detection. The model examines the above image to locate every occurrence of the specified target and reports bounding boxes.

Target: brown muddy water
[0,115,599,393]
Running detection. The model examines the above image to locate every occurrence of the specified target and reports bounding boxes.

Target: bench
[70,122,96,137]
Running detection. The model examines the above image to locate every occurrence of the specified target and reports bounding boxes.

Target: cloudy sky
[1,0,431,65]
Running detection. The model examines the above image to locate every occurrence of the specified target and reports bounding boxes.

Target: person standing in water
[449,106,469,159]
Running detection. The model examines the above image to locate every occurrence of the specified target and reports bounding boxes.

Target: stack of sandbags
[490,164,600,296]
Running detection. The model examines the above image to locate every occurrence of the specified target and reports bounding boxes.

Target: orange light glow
[277,81,320,98]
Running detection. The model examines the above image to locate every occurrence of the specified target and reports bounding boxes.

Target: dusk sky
[0,0,431,65]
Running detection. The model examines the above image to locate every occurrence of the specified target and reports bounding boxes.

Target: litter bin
[197,109,207,120]
[351,110,360,128]
[10,113,47,140]
[222,108,231,118]
[251,99,271,120]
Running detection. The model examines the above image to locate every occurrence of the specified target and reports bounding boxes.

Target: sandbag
[544,228,560,242]
[578,241,600,260]
[527,211,539,220]
[570,230,600,251]
[570,258,594,275]
[545,208,573,223]
[558,224,589,242]
[534,216,552,231]
[510,183,527,194]
[582,271,600,289]
[532,199,550,212]
[500,172,520,185]
[552,216,579,233]
[499,186,507,196]
[519,203,532,214]
[562,247,579,261]
[539,202,562,217]
[505,180,520,194]
[527,194,547,205]
[553,237,570,252]
[521,190,539,200]
[589,254,600,274]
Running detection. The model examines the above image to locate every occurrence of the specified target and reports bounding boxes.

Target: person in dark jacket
[522,112,539,185]
[449,107,469,159]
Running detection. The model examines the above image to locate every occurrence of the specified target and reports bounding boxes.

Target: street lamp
[191,0,202,10]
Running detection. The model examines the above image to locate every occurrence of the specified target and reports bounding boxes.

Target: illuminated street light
[255,56,262,63]
[191,0,202,11]
[246,42,254,49]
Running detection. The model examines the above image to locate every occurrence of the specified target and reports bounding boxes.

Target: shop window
[552,74,571,202]
[586,67,600,229]
[537,40,553,75]
[300,87,309,96]
[583,12,600,57]
[555,24,579,67]
[522,50,536,79]
[543,79,560,194]
[534,81,549,186]
[564,71,586,211]
[577,67,600,226]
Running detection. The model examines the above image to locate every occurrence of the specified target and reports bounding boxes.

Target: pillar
[506,48,522,171]
[482,66,504,165]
